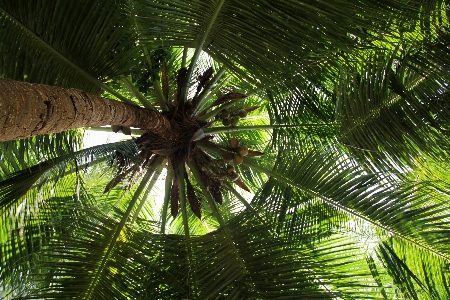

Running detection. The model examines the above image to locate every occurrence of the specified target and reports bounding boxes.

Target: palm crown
[1,0,450,299]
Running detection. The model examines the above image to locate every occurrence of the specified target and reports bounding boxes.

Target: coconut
[220,110,230,119]
[230,116,240,126]
[238,109,248,118]
[238,145,249,156]
[216,159,226,168]
[223,153,234,162]
[121,126,132,135]
[226,164,235,174]
[111,125,121,133]
[233,154,244,165]
[222,118,231,126]
[229,138,239,148]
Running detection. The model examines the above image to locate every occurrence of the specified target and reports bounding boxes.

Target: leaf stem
[222,182,254,212]
[202,124,338,135]
[186,161,225,227]
[178,167,190,239]
[197,72,234,112]
[192,66,228,113]
[120,75,156,110]
[180,0,226,103]
[152,79,170,111]
[127,0,169,111]
[87,126,143,136]
[181,46,188,69]
[196,140,227,155]
[197,99,246,121]
[64,156,108,177]
[187,161,246,269]
[160,166,173,234]
[131,156,165,222]
[0,8,134,105]
[85,166,153,298]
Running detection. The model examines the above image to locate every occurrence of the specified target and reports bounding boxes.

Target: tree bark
[0,79,171,141]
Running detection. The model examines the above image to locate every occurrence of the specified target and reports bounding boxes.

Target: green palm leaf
[0,0,138,98]
[336,49,450,174]
[1,0,450,299]
[0,130,84,178]
[0,140,138,211]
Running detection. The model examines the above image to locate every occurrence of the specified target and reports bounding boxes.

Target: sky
[83,127,131,148]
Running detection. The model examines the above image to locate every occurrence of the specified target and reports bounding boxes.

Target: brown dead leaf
[170,178,179,218]
[186,177,201,219]
[244,106,260,112]
[233,178,250,192]
[247,150,264,157]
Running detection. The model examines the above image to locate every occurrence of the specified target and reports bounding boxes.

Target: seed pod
[230,116,240,126]
[216,159,226,168]
[121,126,132,135]
[222,118,231,126]
[226,164,235,174]
[238,109,248,118]
[238,145,249,156]
[111,125,121,133]
[233,154,244,165]
[223,153,234,162]
[230,171,240,181]
[228,138,239,148]
[220,110,230,119]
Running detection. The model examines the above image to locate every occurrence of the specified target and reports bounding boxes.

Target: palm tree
[1,0,450,298]
[0,79,171,141]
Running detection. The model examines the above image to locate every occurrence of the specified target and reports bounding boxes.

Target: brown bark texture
[0,79,170,141]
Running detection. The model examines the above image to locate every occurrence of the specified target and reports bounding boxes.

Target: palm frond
[0,179,91,298]
[0,140,139,211]
[0,0,138,93]
[0,130,84,178]
[134,0,446,87]
[4,205,188,299]
[376,240,450,299]
[188,212,406,299]
[252,144,450,258]
[336,47,450,174]
[2,0,450,298]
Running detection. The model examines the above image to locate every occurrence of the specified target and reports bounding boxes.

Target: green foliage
[0,0,138,92]
[1,0,450,299]
[0,130,83,178]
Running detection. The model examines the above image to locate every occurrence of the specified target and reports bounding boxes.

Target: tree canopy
[1,0,450,299]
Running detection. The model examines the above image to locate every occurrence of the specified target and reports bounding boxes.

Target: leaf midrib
[0,6,132,104]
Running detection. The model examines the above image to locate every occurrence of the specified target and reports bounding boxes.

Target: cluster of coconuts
[228,138,248,164]
[215,138,249,182]
[215,108,248,127]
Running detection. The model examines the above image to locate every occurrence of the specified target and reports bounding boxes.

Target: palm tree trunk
[0,78,170,141]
